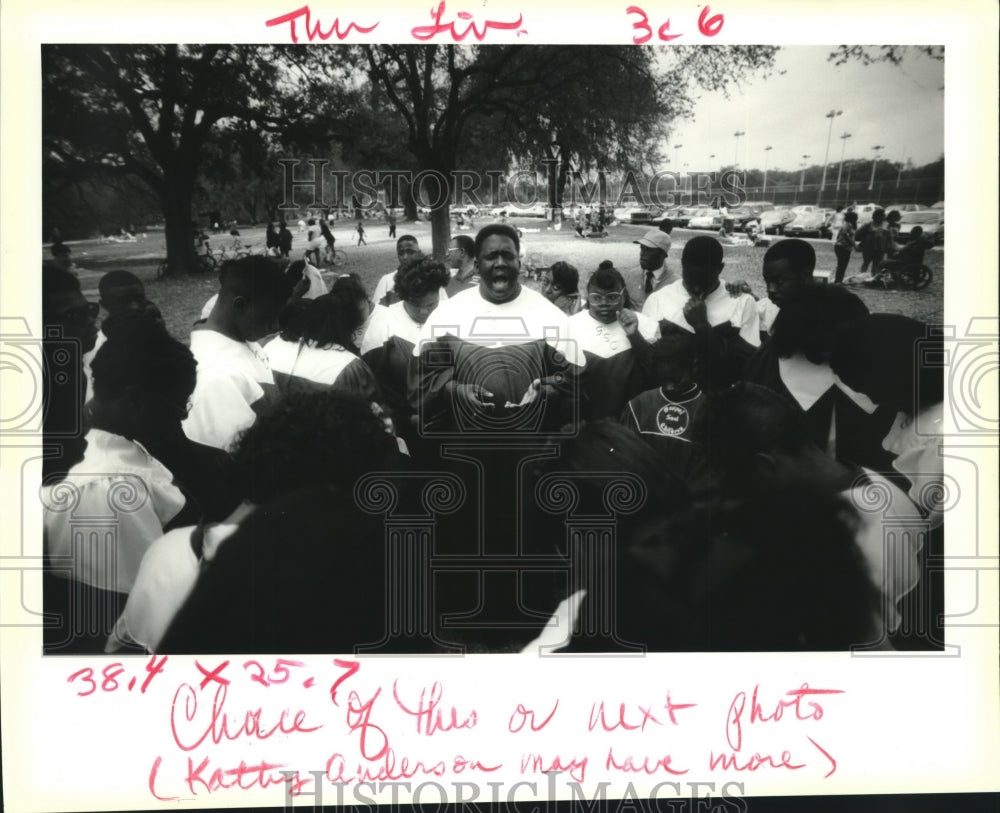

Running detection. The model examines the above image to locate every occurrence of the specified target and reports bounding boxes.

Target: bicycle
[318,245,347,269]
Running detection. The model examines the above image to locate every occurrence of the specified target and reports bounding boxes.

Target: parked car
[885,203,927,212]
[627,205,662,224]
[930,200,944,210]
[760,206,796,235]
[687,208,724,230]
[896,210,944,245]
[660,206,697,228]
[784,205,831,238]
[853,203,881,226]
[728,204,773,231]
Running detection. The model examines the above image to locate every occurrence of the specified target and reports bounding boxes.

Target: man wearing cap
[632,228,677,310]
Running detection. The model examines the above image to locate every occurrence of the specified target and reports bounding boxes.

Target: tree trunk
[429,205,451,261]
[402,178,419,222]
[161,176,198,276]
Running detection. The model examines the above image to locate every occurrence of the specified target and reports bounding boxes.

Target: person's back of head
[697,381,814,496]
[658,218,675,235]
[394,256,451,303]
[549,261,579,295]
[228,388,404,506]
[90,313,197,432]
[598,483,879,651]
[844,210,859,225]
[829,313,942,415]
[281,290,364,352]
[770,283,868,364]
[872,208,886,225]
[159,486,439,654]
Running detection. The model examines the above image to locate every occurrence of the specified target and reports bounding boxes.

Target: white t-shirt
[42,429,186,594]
[567,308,660,358]
[360,300,425,355]
[106,507,248,653]
[641,279,760,346]
[756,296,781,335]
[183,330,275,452]
[302,262,327,299]
[266,337,362,386]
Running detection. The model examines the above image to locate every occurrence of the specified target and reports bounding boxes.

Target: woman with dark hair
[360,256,450,441]
[830,314,945,526]
[265,289,381,402]
[331,272,375,348]
[566,262,660,419]
[742,284,897,474]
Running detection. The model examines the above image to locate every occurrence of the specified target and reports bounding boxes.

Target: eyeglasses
[587,288,626,306]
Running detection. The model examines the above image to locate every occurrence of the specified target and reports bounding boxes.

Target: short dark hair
[42,264,82,312]
[396,234,418,250]
[97,270,143,299]
[844,211,859,225]
[330,272,369,308]
[770,284,868,364]
[658,218,675,235]
[230,389,402,504]
[697,382,814,491]
[451,234,475,258]
[474,223,520,257]
[763,238,816,275]
[219,256,293,304]
[549,261,579,295]
[872,208,886,224]
[394,256,450,302]
[91,314,196,416]
[587,264,633,309]
[681,235,723,268]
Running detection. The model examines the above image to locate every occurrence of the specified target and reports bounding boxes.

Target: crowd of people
[40,222,946,655]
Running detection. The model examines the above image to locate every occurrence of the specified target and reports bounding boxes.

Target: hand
[683,294,709,330]
[452,382,494,412]
[618,308,638,336]
[516,378,543,407]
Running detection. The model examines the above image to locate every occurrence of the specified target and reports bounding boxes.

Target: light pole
[673,144,683,193]
[819,109,842,201]
[799,154,810,193]
[836,132,852,194]
[762,145,773,197]
[733,131,745,169]
[868,145,884,192]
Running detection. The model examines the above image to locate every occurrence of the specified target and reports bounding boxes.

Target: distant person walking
[356,221,368,246]
[388,210,397,238]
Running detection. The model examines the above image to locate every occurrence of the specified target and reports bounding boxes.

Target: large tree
[358,45,778,257]
[43,45,306,274]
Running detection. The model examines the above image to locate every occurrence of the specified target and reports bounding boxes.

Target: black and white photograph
[2,1,998,811]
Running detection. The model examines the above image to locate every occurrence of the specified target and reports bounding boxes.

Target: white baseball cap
[633,229,672,253]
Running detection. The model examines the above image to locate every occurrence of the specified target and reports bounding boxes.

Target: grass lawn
[50,217,944,344]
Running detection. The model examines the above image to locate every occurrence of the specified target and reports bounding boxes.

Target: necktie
[644,271,655,296]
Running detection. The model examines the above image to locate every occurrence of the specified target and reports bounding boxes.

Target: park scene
[39,43,947,659]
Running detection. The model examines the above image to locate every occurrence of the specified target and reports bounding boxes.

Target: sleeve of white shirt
[183,371,264,451]
[732,294,761,347]
[640,291,663,321]
[44,475,184,595]
[372,272,394,305]
[636,312,662,343]
[107,526,200,653]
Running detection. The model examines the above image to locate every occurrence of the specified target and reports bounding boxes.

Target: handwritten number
[67,667,96,697]
[101,663,125,692]
[626,6,653,44]
[243,660,270,687]
[698,5,724,36]
[330,658,360,706]
[140,655,168,694]
[270,659,305,685]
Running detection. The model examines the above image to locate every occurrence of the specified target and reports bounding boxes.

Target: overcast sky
[659,46,944,173]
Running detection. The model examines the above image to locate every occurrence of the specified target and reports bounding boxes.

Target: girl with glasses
[566,262,660,419]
